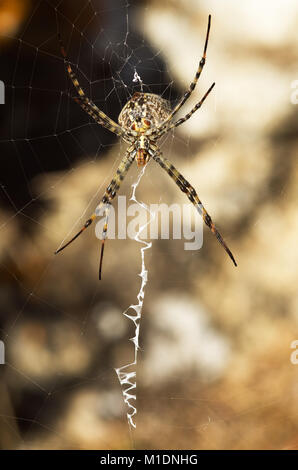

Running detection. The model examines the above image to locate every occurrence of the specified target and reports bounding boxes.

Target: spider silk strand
[115,163,155,429]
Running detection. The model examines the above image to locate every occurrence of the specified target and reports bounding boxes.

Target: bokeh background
[0,0,298,450]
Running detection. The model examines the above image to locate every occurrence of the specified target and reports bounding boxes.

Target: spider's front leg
[152,151,237,267]
[55,147,136,279]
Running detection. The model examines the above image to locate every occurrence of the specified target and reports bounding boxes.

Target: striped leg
[59,34,123,137]
[148,15,211,138]
[98,202,111,280]
[55,147,136,279]
[157,82,215,139]
[153,152,237,266]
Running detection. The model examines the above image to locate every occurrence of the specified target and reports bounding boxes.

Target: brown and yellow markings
[131,117,151,133]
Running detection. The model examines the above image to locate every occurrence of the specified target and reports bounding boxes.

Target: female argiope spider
[55,15,237,278]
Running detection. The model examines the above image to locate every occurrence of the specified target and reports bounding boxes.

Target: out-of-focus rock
[141,293,231,385]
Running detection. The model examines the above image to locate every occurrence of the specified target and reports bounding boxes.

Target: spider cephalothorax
[56,15,237,279]
[119,92,171,166]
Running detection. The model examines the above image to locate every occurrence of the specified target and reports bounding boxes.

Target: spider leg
[55,147,136,279]
[148,15,211,139]
[98,202,111,280]
[157,82,215,138]
[58,33,124,137]
[152,151,237,266]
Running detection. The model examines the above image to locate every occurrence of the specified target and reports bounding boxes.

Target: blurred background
[0,0,298,450]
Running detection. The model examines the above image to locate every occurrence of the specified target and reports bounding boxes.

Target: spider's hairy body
[118,92,171,130]
[57,15,237,279]
[118,92,171,166]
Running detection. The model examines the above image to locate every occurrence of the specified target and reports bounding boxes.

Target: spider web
[1,0,297,451]
[0,0,191,449]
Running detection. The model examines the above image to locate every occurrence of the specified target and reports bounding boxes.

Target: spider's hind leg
[58,32,123,137]
[157,82,215,138]
[151,14,211,138]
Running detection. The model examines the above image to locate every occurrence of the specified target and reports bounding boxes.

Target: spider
[55,15,237,279]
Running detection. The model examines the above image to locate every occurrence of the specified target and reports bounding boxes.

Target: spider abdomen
[118,92,171,131]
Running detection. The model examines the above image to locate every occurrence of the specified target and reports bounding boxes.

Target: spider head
[135,135,151,167]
